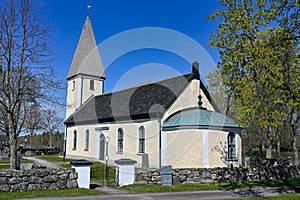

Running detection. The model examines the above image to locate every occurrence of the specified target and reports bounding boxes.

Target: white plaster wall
[66,76,103,119]
[165,129,231,168]
[66,120,161,168]
[163,79,215,122]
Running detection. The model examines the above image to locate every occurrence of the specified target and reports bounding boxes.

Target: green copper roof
[162,108,243,132]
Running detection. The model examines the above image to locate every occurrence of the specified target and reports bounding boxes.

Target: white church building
[64,17,243,169]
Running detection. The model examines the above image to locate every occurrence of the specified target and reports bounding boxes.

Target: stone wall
[0,169,78,192]
[135,166,300,184]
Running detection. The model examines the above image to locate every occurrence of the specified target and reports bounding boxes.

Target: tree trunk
[8,124,17,169]
[292,137,299,166]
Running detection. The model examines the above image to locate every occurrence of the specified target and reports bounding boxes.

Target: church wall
[66,78,77,119]
[165,130,241,168]
[66,119,161,168]
[163,79,215,122]
[66,76,103,119]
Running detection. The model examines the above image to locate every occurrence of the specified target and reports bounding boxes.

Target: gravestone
[161,165,172,186]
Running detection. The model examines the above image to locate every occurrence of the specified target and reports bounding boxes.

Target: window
[227,132,236,161]
[90,80,95,90]
[84,129,89,151]
[117,128,124,153]
[72,130,77,150]
[138,126,145,153]
[72,80,75,91]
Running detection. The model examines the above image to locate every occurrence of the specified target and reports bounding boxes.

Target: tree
[41,108,63,148]
[24,103,42,148]
[208,0,299,162]
[0,0,61,169]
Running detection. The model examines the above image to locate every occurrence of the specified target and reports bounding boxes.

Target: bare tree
[0,0,61,169]
[41,108,63,148]
[24,103,42,148]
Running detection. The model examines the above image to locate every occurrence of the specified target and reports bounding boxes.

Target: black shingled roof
[65,73,216,125]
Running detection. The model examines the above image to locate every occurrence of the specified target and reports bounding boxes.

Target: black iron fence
[90,164,116,187]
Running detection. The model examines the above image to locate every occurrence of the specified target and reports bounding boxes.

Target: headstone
[16,151,22,170]
[142,153,149,168]
[161,165,172,186]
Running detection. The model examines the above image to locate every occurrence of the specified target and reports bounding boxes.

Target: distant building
[64,17,243,168]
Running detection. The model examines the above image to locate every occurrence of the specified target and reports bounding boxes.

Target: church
[64,17,243,169]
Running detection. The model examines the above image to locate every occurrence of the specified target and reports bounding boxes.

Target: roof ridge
[95,73,193,98]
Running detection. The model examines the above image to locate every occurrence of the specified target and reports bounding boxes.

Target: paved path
[17,186,300,200]
[23,157,62,169]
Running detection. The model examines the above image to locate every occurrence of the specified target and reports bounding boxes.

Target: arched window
[227,132,236,161]
[84,129,90,151]
[117,128,124,153]
[73,130,77,150]
[90,80,95,90]
[138,126,145,153]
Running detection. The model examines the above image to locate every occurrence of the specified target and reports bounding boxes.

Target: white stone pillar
[70,160,92,189]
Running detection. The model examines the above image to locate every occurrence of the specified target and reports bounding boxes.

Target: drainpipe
[63,125,67,161]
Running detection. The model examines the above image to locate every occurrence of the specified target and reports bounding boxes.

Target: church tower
[66,17,106,118]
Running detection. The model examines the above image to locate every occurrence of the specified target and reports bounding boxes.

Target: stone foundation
[0,169,78,192]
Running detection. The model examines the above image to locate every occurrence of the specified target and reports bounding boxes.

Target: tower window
[90,80,95,90]
[72,80,75,91]
[117,128,124,153]
[227,132,236,161]
[138,126,145,153]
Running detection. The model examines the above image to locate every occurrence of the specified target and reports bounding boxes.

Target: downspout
[159,118,161,169]
[63,125,67,161]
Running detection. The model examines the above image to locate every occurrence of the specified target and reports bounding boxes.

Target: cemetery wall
[135,165,300,184]
[0,169,78,192]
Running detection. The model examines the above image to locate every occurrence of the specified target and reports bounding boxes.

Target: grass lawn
[0,157,33,169]
[237,194,300,200]
[122,178,300,193]
[0,188,103,200]
[36,155,72,163]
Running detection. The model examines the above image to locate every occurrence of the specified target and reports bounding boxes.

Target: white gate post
[70,160,92,189]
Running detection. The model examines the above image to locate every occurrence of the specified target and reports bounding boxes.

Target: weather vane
[87,5,92,17]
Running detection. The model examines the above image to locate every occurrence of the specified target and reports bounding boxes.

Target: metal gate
[90,164,116,187]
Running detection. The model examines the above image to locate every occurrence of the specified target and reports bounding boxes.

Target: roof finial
[198,94,207,110]
[87,5,92,17]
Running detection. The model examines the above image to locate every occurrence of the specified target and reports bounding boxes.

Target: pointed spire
[67,17,106,80]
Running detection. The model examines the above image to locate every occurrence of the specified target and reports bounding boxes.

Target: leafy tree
[0,0,61,169]
[208,0,299,163]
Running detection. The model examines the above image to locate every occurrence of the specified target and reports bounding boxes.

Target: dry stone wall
[135,165,300,184]
[0,169,78,192]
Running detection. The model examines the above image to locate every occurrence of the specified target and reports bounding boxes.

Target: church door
[99,134,105,161]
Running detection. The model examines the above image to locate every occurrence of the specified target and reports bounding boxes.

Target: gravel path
[23,156,62,169]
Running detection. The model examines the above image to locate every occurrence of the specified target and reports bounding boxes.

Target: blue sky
[43,0,222,102]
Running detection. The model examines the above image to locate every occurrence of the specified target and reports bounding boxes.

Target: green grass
[0,157,33,169]
[36,155,72,163]
[122,183,222,193]
[0,188,103,200]
[0,157,33,164]
[122,178,300,193]
[90,162,116,186]
[220,178,300,189]
[236,194,300,200]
